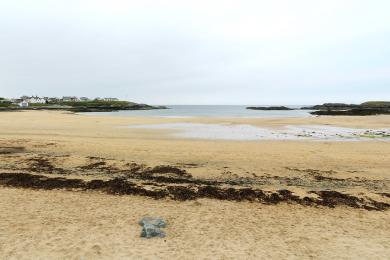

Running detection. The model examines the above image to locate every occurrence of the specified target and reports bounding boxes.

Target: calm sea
[82,105,313,118]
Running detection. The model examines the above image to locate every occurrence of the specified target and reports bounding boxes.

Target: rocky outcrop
[304,101,390,116]
[68,104,168,112]
[0,103,168,112]
[247,106,293,110]
[311,109,390,116]
[301,103,359,110]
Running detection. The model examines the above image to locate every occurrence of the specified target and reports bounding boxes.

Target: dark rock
[247,106,293,110]
[310,108,390,116]
[302,101,390,116]
[69,104,168,112]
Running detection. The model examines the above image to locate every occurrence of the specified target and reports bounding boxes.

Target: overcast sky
[0,0,389,105]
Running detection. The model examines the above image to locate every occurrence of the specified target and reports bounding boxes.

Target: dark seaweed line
[0,172,389,211]
[14,154,389,191]
[20,157,389,191]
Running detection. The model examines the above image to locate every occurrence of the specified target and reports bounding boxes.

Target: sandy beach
[1,111,390,259]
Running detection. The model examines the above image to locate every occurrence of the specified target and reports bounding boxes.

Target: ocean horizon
[82,105,314,118]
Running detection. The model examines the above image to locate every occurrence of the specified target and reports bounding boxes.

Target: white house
[19,101,29,107]
[20,96,46,104]
[103,98,119,101]
[27,97,46,104]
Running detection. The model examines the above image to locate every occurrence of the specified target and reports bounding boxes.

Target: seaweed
[1,172,388,211]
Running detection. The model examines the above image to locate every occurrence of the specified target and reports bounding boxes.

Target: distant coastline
[0,96,167,112]
[2,96,390,116]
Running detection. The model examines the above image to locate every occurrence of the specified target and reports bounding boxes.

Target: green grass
[0,103,16,108]
[361,101,390,108]
[359,134,390,139]
[28,103,51,107]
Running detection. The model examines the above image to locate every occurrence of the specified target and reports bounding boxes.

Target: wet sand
[1,111,390,259]
[128,122,390,141]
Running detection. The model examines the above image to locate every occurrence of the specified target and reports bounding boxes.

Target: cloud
[0,0,389,104]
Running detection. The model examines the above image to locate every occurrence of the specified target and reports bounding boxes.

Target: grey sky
[0,0,389,105]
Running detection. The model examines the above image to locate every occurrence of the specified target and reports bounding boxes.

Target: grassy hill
[361,101,390,108]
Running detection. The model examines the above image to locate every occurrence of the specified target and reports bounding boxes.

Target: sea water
[82,105,390,141]
[82,105,313,118]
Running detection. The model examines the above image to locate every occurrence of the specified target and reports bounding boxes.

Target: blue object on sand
[139,217,167,238]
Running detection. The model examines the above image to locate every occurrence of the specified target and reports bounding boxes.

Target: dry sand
[1,187,390,260]
[1,111,390,259]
